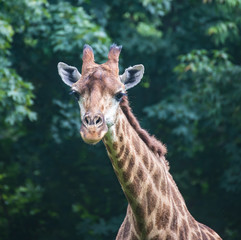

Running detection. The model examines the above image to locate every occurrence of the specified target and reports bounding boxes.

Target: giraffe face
[72,68,126,144]
[58,44,144,145]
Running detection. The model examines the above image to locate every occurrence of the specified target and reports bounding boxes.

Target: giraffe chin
[80,125,108,145]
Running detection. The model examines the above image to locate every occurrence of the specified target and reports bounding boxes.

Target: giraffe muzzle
[83,113,104,127]
[80,112,108,144]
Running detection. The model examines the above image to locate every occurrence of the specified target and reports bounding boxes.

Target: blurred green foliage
[0,0,241,239]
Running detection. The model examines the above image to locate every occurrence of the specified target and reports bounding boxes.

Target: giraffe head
[58,44,144,144]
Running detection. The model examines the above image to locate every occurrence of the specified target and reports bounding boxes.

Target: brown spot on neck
[113,142,118,150]
[152,168,161,191]
[132,134,141,155]
[171,185,185,215]
[126,175,142,197]
[142,154,149,169]
[156,202,170,230]
[119,133,123,142]
[146,185,157,215]
[170,205,178,232]
[116,120,120,135]
[123,218,131,238]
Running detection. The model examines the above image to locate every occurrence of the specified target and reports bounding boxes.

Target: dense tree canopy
[0,0,241,239]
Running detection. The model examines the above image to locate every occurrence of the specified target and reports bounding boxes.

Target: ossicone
[82,44,95,73]
[108,44,122,63]
[82,44,94,63]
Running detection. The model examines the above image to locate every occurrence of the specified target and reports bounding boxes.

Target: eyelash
[115,92,127,101]
[69,90,80,101]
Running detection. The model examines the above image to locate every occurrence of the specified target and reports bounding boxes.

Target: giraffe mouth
[80,124,108,145]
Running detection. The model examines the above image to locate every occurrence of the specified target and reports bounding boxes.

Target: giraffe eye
[69,90,80,101]
[115,92,126,101]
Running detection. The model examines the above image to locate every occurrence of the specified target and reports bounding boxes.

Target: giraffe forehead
[76,67,124,95]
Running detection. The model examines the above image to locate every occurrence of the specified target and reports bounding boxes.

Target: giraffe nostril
[94,116,103,126]
[84,115,91,126]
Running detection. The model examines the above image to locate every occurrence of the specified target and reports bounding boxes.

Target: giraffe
[57,44,222,240]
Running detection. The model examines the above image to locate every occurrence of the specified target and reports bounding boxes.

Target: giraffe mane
[120,96,169,168]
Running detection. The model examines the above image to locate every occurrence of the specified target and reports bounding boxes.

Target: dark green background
[1,0,241,239]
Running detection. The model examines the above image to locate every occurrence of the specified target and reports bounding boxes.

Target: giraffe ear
[57,62,81,87]
[120,65,144,90]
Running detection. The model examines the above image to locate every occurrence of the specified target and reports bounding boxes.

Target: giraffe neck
[103,108,172,238]
[103,108,222,240]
